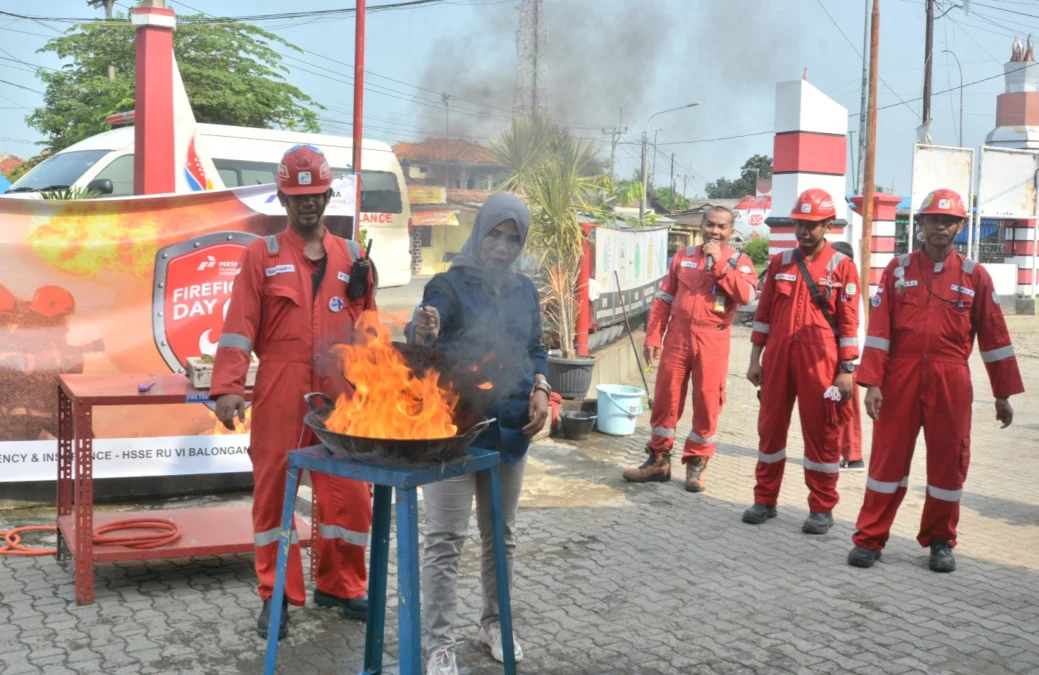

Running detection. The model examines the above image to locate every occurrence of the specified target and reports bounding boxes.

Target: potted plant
[493,117,600,399]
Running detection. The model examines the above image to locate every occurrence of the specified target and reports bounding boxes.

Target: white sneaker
[426,647,458,675]
[479,624,523,663]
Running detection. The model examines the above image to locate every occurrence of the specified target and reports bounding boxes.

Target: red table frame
[56,373,312,605]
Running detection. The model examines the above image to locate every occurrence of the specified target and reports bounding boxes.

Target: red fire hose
[0,518,182,556]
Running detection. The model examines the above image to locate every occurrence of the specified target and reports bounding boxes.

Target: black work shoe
[257,598,289,640]
[839,459,866,471]
[741,503,778,525]
[929,540,956,573]
[847,546,882,568]
[314,589,368,621]
[802,512,834,535]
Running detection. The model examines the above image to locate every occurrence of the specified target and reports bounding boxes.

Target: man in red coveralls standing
[848,189,1023,573]
[622,206,757,491]
[212,144,376,639]
[744,189,860,535]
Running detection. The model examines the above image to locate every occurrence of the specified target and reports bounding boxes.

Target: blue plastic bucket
[595,384,645,436]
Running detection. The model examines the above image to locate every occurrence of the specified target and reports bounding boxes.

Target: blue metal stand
[263,445,517,675]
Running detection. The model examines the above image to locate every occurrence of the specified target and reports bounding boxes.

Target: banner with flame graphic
[0,181,354,483]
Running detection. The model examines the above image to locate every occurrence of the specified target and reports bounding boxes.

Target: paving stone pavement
[2,326,1039,674]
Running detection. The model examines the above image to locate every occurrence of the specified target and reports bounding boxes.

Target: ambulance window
[92,154,134,196]
[212,159,280,188]
[331,168,403,214]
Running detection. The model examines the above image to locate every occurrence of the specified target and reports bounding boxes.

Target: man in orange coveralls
[212,144,376,639]
[622,206,757,492]
[830,241,865,472]
[848,189,1023,573]
[744,188,860,535]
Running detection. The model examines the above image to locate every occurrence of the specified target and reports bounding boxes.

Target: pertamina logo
[153,233,261,387]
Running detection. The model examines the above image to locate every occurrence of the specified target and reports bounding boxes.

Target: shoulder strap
[264,234,279,256]
[792,249,840,341]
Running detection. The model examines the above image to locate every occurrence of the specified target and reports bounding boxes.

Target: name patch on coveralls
[775,273,797,282]
[265,264,295,277]
[337,271,350,283]
[681,261,698,269]
[951,284,975,297]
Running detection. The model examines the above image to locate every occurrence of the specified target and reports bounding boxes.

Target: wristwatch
[839,361,857,374]
[533,380,552,396]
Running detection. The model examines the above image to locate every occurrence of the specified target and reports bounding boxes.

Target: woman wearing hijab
[409,192,550,675]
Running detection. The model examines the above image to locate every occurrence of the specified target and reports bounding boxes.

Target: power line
[815,0,918,119]
[0,78,44,94]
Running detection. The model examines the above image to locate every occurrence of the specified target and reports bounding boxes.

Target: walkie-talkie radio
[347,239,373,299]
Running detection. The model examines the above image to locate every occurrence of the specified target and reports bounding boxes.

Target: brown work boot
[685,456,709,492]
[622,450,671,483]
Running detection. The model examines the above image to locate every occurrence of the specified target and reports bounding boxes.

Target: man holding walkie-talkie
[211,144,377,640]
[744,188,860,536]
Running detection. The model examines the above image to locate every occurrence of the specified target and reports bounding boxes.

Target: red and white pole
[131,0,176,195]
[352,0,366,242]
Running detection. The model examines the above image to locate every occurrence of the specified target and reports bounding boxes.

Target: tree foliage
[27,14,321,154]
[705,154,773,199]
[741,237,770,267]
[650,185,689,212]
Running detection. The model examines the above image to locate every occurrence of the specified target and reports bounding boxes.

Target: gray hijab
[451,192,530,275]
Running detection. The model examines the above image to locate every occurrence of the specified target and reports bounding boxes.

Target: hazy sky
[0,0,1033,197]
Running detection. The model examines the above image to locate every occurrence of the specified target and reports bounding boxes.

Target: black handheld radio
[347,239,373,299]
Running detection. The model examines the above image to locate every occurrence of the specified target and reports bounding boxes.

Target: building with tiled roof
[392,138,507,190]
[0,152,24,178]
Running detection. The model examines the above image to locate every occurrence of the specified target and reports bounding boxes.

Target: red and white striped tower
[986,36,1039,298]
[850,193,902,295]
[766,76,849,255]
[131,0,177,195]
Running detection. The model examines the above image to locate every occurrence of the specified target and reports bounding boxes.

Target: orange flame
[477,382,493,390]
[28,210,170,279]
[325,311,460,439]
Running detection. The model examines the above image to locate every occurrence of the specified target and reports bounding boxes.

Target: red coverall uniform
[750,243,860,513]
[840,380,863,463]
[646,245,757,461]
[211,227,376,606]
[852,252,1023,550]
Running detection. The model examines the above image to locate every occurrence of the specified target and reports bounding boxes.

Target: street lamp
[941,49,964,147]
[641,103,699,219]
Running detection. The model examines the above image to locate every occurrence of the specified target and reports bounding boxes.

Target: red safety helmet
[918,188,967,219]
[0,286,16,315]
[790,188,837,222]
[28,286,75,318]
[276,144,334,196]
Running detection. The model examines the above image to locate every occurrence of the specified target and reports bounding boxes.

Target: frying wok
[304,342,497,466]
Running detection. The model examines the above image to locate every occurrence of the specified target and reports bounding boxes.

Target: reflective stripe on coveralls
[218,333,253,352]
[852,251,1024,551]
[254,527,300,547]
[644,244,758,462]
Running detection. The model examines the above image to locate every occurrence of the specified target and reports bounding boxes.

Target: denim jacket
[408,266,548,464]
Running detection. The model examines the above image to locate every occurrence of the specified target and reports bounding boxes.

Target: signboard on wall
[592,225,670,327]
[978,147,1038,219]
[0,182,345,484]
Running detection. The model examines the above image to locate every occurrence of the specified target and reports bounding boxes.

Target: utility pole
[861,0,880,330]
[87,0,117,80]
[651,129,660,187]
[602,108,627,184]
[442,93,451,188]
[849,130,857,191]
[669,153,675,215]
[640,131,649,219]
[683,174,688,200]
[857,0,870,193]
[922,0,935,126]
[942,49,964,147]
